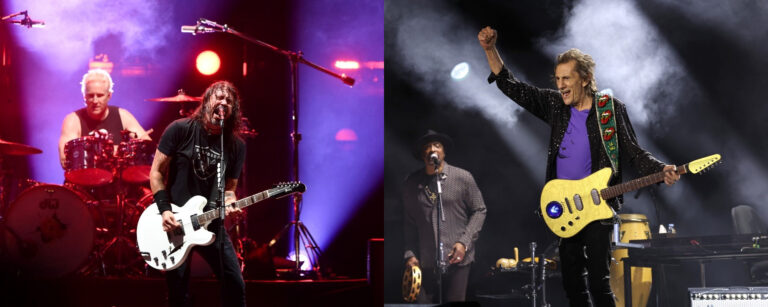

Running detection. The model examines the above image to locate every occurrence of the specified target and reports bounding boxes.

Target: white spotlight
[451,62,469,80]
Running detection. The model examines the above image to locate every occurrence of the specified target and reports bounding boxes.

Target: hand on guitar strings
[662,164,681,186]
[161,211,181,232]
[447,242,466,265]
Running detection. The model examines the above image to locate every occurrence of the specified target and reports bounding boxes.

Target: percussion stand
[611,213,645,250]
[185,18,354,278]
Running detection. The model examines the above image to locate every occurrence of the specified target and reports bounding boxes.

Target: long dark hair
[191,81,242,145]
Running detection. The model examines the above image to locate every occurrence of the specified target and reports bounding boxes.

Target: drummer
[58,69,151,169]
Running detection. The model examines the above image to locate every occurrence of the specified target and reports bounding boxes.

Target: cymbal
[146,89,202,103]
[0,138,42,155]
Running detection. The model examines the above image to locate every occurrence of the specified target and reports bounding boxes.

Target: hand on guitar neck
[662,164,681,186]
[161,198,242,232]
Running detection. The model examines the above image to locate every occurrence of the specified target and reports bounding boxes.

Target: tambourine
[402,265,422,302]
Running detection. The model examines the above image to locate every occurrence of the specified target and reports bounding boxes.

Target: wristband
[154,190,172,213]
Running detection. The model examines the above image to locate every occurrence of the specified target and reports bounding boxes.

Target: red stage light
[196,50,221,75]
[335,128,358,141]
[334,60,360,70]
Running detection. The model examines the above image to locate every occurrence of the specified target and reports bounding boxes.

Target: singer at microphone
[429,152,440,167]
[402,129,487,303]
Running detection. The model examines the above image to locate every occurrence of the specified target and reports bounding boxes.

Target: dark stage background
[0,0,382,287]
[385,0,768,306]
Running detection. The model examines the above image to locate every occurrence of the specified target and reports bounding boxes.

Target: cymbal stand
[188,18,354,278]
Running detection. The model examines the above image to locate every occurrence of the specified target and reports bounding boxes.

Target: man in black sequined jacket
[402,130,487,303]
[478,26,680,307]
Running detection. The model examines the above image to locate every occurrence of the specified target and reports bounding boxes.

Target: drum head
[3,184,95,278]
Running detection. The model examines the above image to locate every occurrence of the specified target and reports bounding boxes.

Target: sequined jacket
[402,163,487,268]
[488,66,665,210]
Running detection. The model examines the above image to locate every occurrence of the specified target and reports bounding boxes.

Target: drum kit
[1,131,155,278]
[0,90,257,279]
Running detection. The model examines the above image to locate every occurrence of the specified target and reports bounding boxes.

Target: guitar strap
[595,90,619,173]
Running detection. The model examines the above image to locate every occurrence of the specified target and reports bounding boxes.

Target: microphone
[180,24,216,35]
[199,18,227,30]
[215,105,227,117]
[429,152,440,166]
[9,15,45,28]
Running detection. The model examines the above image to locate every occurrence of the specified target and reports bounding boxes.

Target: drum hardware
[146,89,202,117]
[610,213,653,307]
[90,163,146,277]
[487,242,559,307]
[0,138,43,156]
[0,138,42,216]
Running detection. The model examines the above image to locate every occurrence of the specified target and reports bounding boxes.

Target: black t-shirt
[157,118,246,209]
[75,105,123,143]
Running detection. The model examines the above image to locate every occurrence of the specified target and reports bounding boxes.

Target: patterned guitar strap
[595,90,619,173]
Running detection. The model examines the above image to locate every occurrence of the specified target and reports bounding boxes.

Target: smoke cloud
[7,0,173,73]
[538,0,689,126]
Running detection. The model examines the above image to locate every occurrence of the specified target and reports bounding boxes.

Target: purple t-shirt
[556,107,592,180]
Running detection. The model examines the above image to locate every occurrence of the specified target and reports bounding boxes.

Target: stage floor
[1,276,372,307]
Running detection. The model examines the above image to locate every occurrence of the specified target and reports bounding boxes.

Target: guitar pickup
[591,189,601,205]
[573,194,583,211]
[564,198,573,213]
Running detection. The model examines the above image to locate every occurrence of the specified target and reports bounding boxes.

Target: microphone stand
[189,18,354,278]
[217,117,227,287]
[1,11,45,28]
[433,161,446,304]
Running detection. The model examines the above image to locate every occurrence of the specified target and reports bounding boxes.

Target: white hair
[80,69,115,95]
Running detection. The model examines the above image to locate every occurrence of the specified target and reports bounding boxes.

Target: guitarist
[478,27,680,306]
[149,81,247,307]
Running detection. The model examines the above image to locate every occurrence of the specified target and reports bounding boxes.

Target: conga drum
[610,213,652,307]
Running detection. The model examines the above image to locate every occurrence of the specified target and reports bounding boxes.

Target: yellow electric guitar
[540,154,721,238]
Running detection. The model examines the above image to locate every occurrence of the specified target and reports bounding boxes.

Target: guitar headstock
[686,154,721,174]
[271,181,307,198]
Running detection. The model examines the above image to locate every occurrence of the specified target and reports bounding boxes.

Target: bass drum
[2,184,100,278]
[610,213,652,307]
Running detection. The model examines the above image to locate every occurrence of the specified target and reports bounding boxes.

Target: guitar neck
[196,190,273,225]
[601,165,687,200]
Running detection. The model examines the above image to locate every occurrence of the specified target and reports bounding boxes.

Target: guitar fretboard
[194,190,272,225]
[601,165,687,200]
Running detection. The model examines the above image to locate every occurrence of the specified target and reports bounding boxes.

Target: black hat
[413,129,453,160]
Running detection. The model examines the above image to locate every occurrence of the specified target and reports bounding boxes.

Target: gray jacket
[402,162,487,268]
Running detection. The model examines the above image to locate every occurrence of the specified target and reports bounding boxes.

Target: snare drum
[610,213,652,307]
[3,184,100,278]
[118,139,155,184]
[64,136,115,186]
